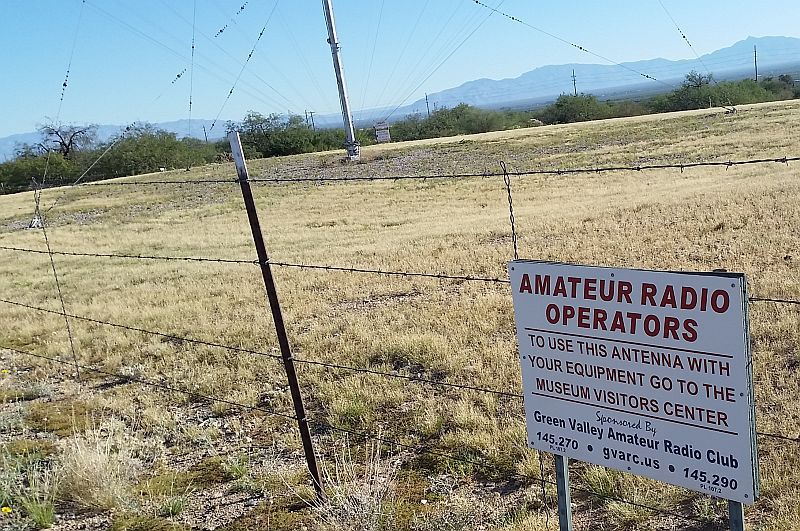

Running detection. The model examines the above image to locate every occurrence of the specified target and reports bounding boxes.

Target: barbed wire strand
[0,297,282,363]
[1,341,729,524]
[309,419,707,524]
[0,297,517,398]
[3,246,799,306]
[1,344,296,421]
[500,161,518,261]
[56,155,798,188]
[2,295,798,445]
[0,245,510,285]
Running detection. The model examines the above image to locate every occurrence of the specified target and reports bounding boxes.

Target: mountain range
[353,35,800,124]
[2,36,799,159]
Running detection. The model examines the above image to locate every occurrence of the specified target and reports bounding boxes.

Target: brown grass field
[0,99,799,530]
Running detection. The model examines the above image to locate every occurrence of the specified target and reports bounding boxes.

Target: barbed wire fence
[1,150,799,528]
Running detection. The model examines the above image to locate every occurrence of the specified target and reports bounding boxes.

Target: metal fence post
[555,455,573,531]
[729,500,745,531]
[228,132,325,501]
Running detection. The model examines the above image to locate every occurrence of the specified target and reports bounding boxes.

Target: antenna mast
[322,0,360,161]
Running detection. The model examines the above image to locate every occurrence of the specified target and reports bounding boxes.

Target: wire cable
[0,297,283,363]
[0,297,517,398]
[2,296,798,444]
[66,154,797,187]
[34,0,87,210]
[370,0,431,124]
[359,0,386,115]
[4,245,799,307]
[188,0,197,139]
[209,0,281,132]
[656,0,718,83]
[0,246,510,284]
[471,0,670,88]
[383,1,504,121]
[2,344,296,421]
[308,419,710,524]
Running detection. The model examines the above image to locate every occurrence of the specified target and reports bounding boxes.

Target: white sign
[374,121,390,143]
[509,260,758,503]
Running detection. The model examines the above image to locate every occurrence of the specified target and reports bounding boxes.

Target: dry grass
[0,99,799,529]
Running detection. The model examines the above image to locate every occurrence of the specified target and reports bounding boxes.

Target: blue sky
[2,0,799,137]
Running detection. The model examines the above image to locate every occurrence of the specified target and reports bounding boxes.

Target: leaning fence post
[228,132,325,501]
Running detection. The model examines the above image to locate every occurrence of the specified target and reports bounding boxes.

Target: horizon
[3,1,800,138]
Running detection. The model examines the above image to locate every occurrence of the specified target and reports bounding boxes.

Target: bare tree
[36,121,97,158]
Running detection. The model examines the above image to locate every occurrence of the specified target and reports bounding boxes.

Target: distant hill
[3,36,800,159]
[352,36,800,124]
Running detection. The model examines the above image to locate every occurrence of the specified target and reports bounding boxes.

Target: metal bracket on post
[555,455,573,531]
[729,500,745,531]
[227,132,326,501]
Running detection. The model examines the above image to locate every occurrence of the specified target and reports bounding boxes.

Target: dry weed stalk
[58,420,139,511]
[314,435,399,531]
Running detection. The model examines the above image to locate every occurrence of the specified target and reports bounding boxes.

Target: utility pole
[753,45,758,82]
[322,0,359,161]
[572,69,578,96]
[202,125,208,143]
[425,93,431,117]
[309,111,316,131]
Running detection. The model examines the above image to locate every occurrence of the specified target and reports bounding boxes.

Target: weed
[314,435,399,531]
[0,447,59,530]
[58,425,137,511]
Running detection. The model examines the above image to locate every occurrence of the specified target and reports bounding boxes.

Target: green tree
[536,94,611,124]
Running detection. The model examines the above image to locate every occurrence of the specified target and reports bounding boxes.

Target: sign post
[555,455,573,531]
[729,500,745,531]
[509,260,758,528]
[374,121,391,143]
